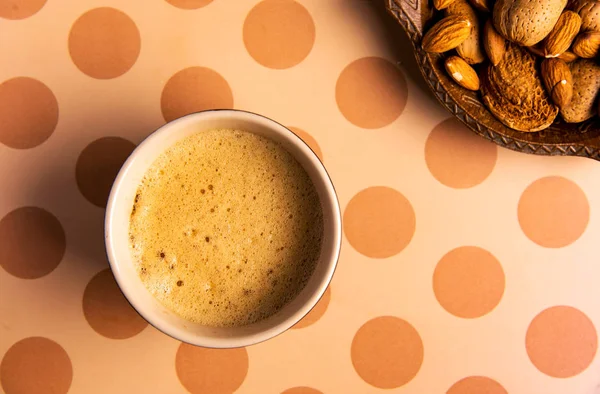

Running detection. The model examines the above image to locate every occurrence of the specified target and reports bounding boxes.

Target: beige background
[1,0,599,393]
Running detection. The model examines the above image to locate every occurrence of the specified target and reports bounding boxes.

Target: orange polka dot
[433,246,505,319]
[75,137,136,208]
[293,286,331,329]
[518,176,589,248]
[344,186,415,258]
[351,316,423,389]
[176,343,248,394]
[82,268,147,339]
[289,126,323,161]
[447,376,507,394]
[425,118,497,188]
[161,67,233,122]
[166,0,213,9]
[281,387,323,394]
[68,7,141,79]
[243,0,315,69]
[0,0,46,19]
[0,77,58,149]
[0,207,66,279]
[0,337,72,394]
[336,57,408,129]
[526,306,597,378]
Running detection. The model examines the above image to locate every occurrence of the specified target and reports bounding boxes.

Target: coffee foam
[129,129,323,327]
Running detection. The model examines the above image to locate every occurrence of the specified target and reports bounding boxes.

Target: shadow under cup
[105,110,342,348]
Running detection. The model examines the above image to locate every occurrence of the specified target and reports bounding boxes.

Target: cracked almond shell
[480,44,559,132]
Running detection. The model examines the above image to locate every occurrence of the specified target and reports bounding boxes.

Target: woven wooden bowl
[385,0,600,161]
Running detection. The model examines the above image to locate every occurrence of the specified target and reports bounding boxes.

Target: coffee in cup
[128,129,323,327]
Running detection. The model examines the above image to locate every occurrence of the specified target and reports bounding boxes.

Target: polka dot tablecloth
[1,0,599,393]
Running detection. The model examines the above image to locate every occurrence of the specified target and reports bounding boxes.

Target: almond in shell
[543,11,582,57]
[445,56,480,90]
[480,43,559,132]
[568,0,600,32]
[484,19,507,66]
[571,31,600,58]
[422,15,472,53]
[541,58,574,108]
[493,0,568,46]
[561,59,600,122]
[445,0,486,64]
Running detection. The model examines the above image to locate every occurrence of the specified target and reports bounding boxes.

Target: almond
[551,80,574,110]
[558,50,579,62]
[468,0,491,12]
[433,0,457,10]
[484,19,507,66]
[571,31,600,58]
[541,58,573,92]
[527,44,578,61]
[543,11,582,57]
[445,0,485,64]
[541,58,574,108]
[444,56,480,90]
[421,15,472,53]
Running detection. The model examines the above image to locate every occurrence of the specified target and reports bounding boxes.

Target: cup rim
[105,109,342,348]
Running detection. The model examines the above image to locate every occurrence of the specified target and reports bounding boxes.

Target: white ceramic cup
[105,110,342,348]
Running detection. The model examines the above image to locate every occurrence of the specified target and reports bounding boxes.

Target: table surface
[1,0,599,393]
